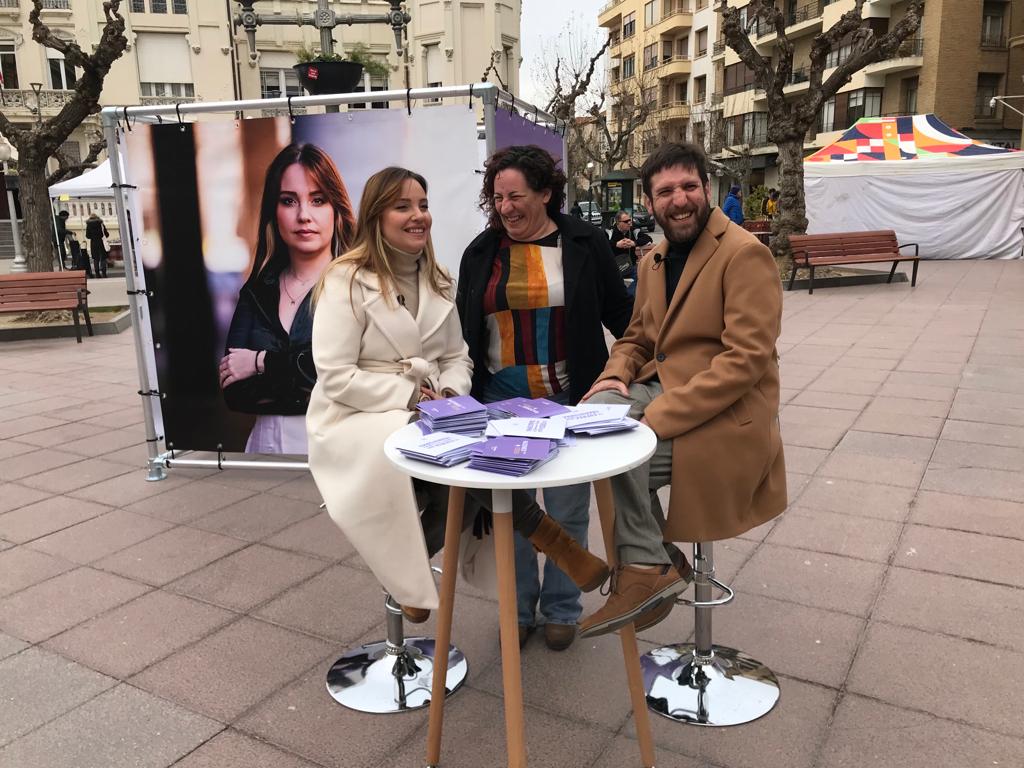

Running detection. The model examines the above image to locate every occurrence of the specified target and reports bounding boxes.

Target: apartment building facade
[600,0,1024,196]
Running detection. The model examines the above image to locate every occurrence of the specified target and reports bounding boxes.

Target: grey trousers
[590,381,675,566]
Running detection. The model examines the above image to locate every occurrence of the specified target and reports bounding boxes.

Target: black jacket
[608,226,653,274]
[456,213,634,405]
[223,258,317,415]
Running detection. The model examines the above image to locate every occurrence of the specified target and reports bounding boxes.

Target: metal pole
[318,0,340,114]
[3,161,26,273]
[692,542,714,659]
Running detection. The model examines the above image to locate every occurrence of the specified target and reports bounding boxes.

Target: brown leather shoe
[633,547,694,633]
[400,605,430,624]
[528,515,609,592]
[543,622,577,651]
[579,564,686,639]
[518,624,533,648]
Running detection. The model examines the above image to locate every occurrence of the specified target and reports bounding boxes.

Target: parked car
[577,201,603,227]
[630,204,656,232]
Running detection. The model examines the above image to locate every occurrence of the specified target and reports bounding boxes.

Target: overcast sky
[518,0,605,107]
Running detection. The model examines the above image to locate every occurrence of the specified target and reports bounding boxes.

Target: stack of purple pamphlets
[485,397,571,420]
[416,395,488,436]
[563,403,639,435]
[467,436,559,476]
[395,431,482,467]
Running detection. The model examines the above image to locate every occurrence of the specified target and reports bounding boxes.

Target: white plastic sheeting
[48,159,113,199]
[805,167,1024,260]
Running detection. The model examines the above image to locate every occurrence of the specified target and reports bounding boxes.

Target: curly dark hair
[479,145,567,231]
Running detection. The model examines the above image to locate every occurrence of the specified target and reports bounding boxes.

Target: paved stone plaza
[0,260,1022,767]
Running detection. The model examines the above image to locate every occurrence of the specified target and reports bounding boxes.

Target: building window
[350,72,390,110]
[696,28,708,57]
[47,47,77,91]
[696,0,708,8]
[902,76,918,113]
[172,0,187,12]
[676,36,688,58]
[58,140,81,165]
[693,121,705,147]
[643,43,658,71]
[140,82,195,98]
[150,0,167,11]
[981,1,1005,46]
[694,75,707,103]
[644,1,656,27]
[622,12,636,40]
[723,62,756,95]
[0,41,19,90]
[259,68,302,99]
[130,0,145,11]
[622,54,635,79]
[976,73,1001,117]
[820,97,835,133]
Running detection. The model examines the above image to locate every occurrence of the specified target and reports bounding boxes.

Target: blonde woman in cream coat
[307,167,608,617]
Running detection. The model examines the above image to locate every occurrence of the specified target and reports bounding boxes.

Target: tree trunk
[19,154,56,273]
[772,136,809,262]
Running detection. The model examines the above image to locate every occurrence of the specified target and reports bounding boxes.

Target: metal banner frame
[100,84,566,480]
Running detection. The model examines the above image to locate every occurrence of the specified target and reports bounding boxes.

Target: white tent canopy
[48,159,113,200]
[804,115,1024,260]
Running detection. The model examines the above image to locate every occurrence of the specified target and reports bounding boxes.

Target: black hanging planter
[293,61,365,96]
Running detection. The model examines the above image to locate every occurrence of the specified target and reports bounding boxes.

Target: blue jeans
[483,381,591,626]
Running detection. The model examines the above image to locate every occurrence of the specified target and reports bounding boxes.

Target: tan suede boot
[528,515,609,592]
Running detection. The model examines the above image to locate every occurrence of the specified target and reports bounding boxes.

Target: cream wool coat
[306,261,472,610]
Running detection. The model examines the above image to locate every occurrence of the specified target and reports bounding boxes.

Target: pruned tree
[47,130,105,187]
[481,49,509,91]
[719,0,924,257]
[693,100,752,190]
[0,1,127,272]
[577,64,659,174]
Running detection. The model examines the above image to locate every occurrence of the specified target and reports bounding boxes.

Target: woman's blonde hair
[313,167,451,308]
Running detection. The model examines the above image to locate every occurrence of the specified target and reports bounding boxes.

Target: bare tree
[480,49,509,91]
[719,0,924,256]
[577,65,659,174]
[0,1,127,272]
[693,100,752,191]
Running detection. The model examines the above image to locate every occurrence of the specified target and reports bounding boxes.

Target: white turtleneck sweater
[386,243,422,318]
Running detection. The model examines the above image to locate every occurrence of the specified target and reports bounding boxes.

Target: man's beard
[657,195,711,245]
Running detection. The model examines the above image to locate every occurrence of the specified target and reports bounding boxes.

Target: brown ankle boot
[528,516,609,592]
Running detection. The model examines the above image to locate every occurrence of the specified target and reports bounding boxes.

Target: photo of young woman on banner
[123,106,481,456]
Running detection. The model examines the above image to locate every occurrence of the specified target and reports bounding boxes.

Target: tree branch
[481,49,508,90]
[47,134,105,186]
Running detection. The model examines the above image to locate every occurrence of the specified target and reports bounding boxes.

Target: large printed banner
[124,106,482,455]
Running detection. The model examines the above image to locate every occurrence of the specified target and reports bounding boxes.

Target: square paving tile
[0,547,75,598]
[930,438,1024,474]
[834,430,936,461]
[27,510,173,565]
[910,490,1024,539]
[14,421,107,449]
[818,452,927,489]
[633,676,837,768]
[0,632,26,661]
[173,729,320,768]
[863,396,951,418]
[69,470,193,508]
[0,415,68,441]
[16,458,137,495]
[767,507,901,563]
[895,525,1024,588]
[95,525,248,586]
[851,410,945,439]
[780,445,830,475]
[789,391,871,411]
[131,617,333,723]
[190,493,320,542]
[266,474,323,504]
[874,566,1024,653]
[847,622,1024,737]
[0,566,149,643]
[0,495,114,544]
[732,543,886,617]
[44,590,235,679]
[0,449,87,483]
[593,736,699,768]
[168,544,329,612]
[0,483,50,516]
[125,479,256,524]
[235,656,426,768]
[921,465,1024,503]
[819,693,1024,768]
[382,688,613,768]
[0,646,117,747]
[254,564,388,643]
[262,512,356,562]
[0,683,222,768]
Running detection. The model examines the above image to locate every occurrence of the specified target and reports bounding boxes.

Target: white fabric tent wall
[805,156,1024,260]
[48,159,113,200]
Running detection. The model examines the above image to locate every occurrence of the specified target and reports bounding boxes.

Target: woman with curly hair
[456,145,634,650]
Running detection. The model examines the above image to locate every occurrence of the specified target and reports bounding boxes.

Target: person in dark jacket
[84,213,109,277]
[219,143,356,454]
[722,184,744,225]
[457,144,633,651]
[54,210,70,269]
[608,209,653,296]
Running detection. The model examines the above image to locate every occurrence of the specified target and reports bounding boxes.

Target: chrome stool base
[326,636,468,714]
[642,643,780,726]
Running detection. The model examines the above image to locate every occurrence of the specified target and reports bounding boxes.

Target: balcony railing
[893,37,924,57]
[981,32,1007,48]
[659,99,689,110]
[0,88,75,110]
[723,82,757,96]
[599,0,624,15]
[42,0,71,8]
[786,3,821,26]
[262,107,308,118]
[0,0,19,9]
[787,67,810,86]
[662,1,691,17]
[713,40,726,56]
[140,95,198,106]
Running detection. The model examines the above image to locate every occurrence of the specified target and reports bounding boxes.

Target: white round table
[384,421,659,768]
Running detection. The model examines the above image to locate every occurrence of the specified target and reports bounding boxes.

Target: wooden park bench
[787,230,919,295]
[0,271,93,343]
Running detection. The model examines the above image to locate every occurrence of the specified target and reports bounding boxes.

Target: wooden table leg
[493,489,527,768]
[594,478,656,768]
[426,486,465,768]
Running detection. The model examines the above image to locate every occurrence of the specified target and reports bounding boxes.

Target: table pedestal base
[642,644,780,726]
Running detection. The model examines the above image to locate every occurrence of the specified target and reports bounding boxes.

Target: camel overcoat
[597,208,787,542]
[306,262,472,610]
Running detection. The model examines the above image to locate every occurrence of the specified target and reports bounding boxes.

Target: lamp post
[586,161,595,205]
[29,82,43,127]
[0,140,26,274]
